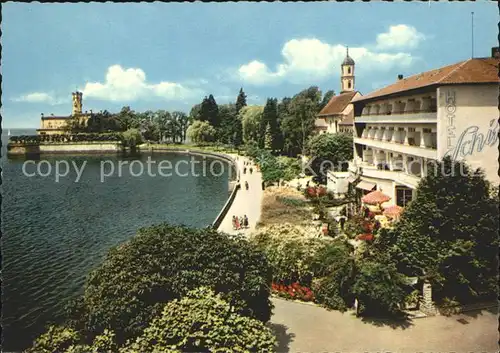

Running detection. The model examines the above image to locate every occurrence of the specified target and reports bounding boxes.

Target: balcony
[355,111,437,124]
[356,162,421,188]
[354,137,438,159]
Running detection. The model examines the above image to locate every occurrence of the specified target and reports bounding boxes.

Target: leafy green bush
[68,224,272,344]
[310,241,355,311]
[25,326,116,353]
[121,287,277,353]
[251,231,324,286]
[351,258,408,316]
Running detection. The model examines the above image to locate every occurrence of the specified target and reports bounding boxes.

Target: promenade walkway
[270,297,498,352]
[217,155,263,236]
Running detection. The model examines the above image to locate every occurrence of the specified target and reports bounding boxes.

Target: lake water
[1,129,231,352]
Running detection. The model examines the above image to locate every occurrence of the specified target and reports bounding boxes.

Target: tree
[170,111,186,143]
[319,90,335,111]
[121,128,143,150]
[239,105,264,145]
[200,94,219,128]
[139,110,160,141]
[260,98,280,150]
[376,157,499,304]
[173,111,189,142]
[121,288,277,353]
[155,110,171,143]
[264,123,272,150]
[217,104,238,145]
[351,258,408,316]
[281,87,322,156]
[306,133,353,177]
[115,106,140,131]
[276,97,291,153]
[66,224,273,345]
[189,103,202,122]
[186,120,216,144]
[235,87,247,113]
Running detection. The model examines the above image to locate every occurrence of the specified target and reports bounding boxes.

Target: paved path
[217,155,263,236]
[270,298,498,353]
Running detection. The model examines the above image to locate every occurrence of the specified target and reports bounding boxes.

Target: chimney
[492,47,500,58]
[398,74,404,80]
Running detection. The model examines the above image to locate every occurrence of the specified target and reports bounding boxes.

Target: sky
[1,1,498,128]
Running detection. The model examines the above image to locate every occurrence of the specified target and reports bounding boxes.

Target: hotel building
[349,53,499,207]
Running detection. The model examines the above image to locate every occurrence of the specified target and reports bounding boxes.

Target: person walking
[243,215,249,228]
[339,216,346,231]
[245,181,249,190]
[232,215,237,230]
[239,216,244,229]
[235,216,241,230]
[249,167,253,174]
[243,167,247,174]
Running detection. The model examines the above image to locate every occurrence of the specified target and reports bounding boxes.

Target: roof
[41,116,72,120]
[353,57,499,102]
[314,118,328,128]
[342,55,355,66]
[318,91,358,116]
[338,115,353,126]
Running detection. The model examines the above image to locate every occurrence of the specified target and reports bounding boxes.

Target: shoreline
[6,142,242,231]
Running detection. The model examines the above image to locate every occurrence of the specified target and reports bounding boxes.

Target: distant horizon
[2,2,496,128]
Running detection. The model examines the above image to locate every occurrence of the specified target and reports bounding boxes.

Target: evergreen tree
[260,98,280,150]
[280,87,321,156]
[218,104,237,144]
[264,123,272,150]
[207,94,219,128]
[236,88,247,113]
[199,97,210,122]
[319,90,335,111]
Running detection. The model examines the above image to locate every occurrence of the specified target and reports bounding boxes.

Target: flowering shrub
[272,282,315,302]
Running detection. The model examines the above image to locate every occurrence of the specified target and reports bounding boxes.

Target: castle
[36,91,92,135]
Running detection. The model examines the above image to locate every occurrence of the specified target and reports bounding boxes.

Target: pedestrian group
[232,214,249,230]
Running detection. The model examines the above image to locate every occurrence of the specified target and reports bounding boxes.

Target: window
[423,128,431,133]
[348,81,352,89]
[408,127,415,132]
[396,186,413,207]
[348,67,351,74]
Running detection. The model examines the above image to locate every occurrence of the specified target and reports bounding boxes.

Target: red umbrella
[383,205,403,218]
[356,233,374,241]
[362,190,391,205]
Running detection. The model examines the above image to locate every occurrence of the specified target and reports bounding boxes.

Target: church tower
[72,91,83,115]
[340,47,355,93]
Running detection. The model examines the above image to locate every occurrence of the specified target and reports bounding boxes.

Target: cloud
[12,92,64,105]
[236,25,424,85]
[375,25,426,50]
[80,65,205,102]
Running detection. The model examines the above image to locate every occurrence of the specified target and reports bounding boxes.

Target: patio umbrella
[355,233,374,241]
[383,205,403,218]
[361,190,391,205]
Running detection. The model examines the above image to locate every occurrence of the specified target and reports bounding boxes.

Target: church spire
[341,46,355,93]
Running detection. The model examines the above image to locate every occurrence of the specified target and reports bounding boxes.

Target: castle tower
[72,91,83,115]
[340,47,355,93]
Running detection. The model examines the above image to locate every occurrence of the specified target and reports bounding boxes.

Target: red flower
[306,187,317,197]
[317,186,327,196]
[291,282,300,290]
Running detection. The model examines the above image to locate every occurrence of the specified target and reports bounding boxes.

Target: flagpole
[471,12,474,59]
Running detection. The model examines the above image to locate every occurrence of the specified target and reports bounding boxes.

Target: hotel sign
[444,89,499,159]
[445,90,456,149]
